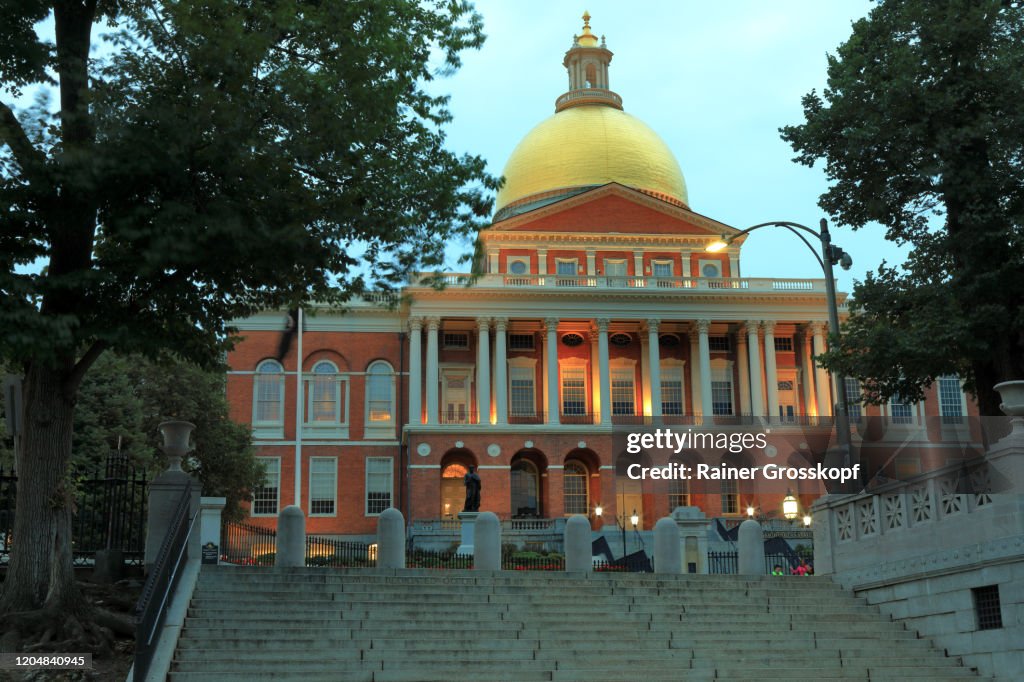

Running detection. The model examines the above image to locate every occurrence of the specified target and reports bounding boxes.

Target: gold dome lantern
[494,12,688,218]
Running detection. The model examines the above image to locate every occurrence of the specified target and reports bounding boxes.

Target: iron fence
[0,455,148,566]
[220,520,277,565]
[707,550,814,575]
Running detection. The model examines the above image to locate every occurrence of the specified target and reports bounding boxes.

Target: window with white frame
[889,394,914,424]
[708,336,730,352]
[509,362,536,416]
[253,360,284,436]
[561,365,587,415]
[720,478,738,515]
[308,361,340,423]
[611,366,635,415]
[668,476,689,509]
[652,260,673,278]
[443,332,469,349]
[441,369,472,423]
[774,337,793,352]
[556,258,578,275]
[252,457,280,516]
[711,362,734,416]
[938,375,965,425]
[507,257,529,275]
[563,460,589,515]
[508,333,535,350]
[309,457,337,516]
[661,362,685,416]
[366,358,393,421]
[366,457,393,515]
[844,377,863,422]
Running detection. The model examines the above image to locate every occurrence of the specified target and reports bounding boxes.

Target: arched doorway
[510,449,547,518]
[439,448,477,518]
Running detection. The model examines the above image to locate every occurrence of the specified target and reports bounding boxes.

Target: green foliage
[781,0,1024,413]
[73,353,263,521]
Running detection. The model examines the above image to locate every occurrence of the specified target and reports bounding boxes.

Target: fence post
[199,498,227,566]
[276,505,305,567]
[473,512,501,571]
[564,515,591,572]
[738,519,765,575]
[654,517,681,574]
[377,508,405,570]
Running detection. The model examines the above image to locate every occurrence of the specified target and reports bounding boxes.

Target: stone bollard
[653,517,681,574]
[377,507,406,570]
[564,515,592,572]
[276,505,306,567]
[738,518,765,575]
[473,511,501,571]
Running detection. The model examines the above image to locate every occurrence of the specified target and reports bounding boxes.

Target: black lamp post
[707,219,855,486]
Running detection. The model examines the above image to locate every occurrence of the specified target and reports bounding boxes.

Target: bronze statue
[463,465,481,512]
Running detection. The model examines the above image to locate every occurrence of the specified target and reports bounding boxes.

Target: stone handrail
[410,273,831,293]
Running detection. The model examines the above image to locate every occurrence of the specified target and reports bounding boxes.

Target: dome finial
[577,10,599,47]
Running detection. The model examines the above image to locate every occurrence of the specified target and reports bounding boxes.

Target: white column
[487,249,499,274]
[545,317,560,424]
[689,331,702,416]
[476,317,491,424]
[695,320,713,419]
[763,321,779,422]
[801,328,817,417]
[647,319,662,419]
[597,318,612,425]
[736,330,751,416]
[633,251,644,281]
[537,248,548,275]
[408,317,423,425]
[812,322,832,417]
[640,335,652,416]
[746,321,765,416]
[425,317,440,425]
[493,318,508,425]
[586,250,596,276]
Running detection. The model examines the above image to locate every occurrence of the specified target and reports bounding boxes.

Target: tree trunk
[0,361,81,615]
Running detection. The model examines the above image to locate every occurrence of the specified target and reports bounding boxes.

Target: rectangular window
[938,376,964,425]
[845,378,863,422]
[773,337,793,352]
[708,336,730,352]
[309,457,336,516]
[556,259,578,275]
[973,585,1002,630]
[652,260,673,278]
[661,366,685,416]
[561,366,587,415]
[668,479,689,509]
[255,375,283,424]
[442,332,468,349]
[366,457,393,515]
[890,395,914,424]
[509,366,536,416]
[720,479,738,515]
[508,333,535,350]
[252,458,280,516]
[611,368,635,415]
[310,374,338,422]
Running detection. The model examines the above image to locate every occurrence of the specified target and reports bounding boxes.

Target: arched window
[441,463,469,518]
[253,360,284,437]
[511,460,539,517]
[309,361,339,422]
[585,63,597,88]
[365,361,395,438]
[563,460,589,515]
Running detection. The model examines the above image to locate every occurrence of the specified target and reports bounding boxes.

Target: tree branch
[0,100,50,192]
[64,341,109,397]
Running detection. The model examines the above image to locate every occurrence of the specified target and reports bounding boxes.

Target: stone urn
[158,420,195,472]
[994,381,1024,437]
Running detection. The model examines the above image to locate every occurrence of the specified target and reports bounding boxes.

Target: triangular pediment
[487,184,740,238]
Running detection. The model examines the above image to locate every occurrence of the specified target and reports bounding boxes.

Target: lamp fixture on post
[706,219,856,492]
[782,490,799,521]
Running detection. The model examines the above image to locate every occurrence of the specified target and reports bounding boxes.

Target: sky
[430,0,907,294]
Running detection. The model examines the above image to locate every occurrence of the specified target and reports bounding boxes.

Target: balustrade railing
[410,273,831,293]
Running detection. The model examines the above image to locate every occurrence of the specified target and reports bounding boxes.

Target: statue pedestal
[455,512,479,556]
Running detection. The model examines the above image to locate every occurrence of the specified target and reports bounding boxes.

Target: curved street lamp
[706,219,855,487]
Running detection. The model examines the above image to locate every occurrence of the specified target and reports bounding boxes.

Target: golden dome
[495,105,689,214]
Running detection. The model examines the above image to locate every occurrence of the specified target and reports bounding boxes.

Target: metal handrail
[133,487,196,682]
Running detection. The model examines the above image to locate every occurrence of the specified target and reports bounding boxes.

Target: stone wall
[812,436,1024,680]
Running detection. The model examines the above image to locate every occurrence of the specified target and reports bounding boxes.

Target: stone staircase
[169,566,985,682]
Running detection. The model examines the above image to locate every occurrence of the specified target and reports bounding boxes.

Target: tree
[73,353,263,522]
[781,0,1024,415]
[0,0,494,641]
